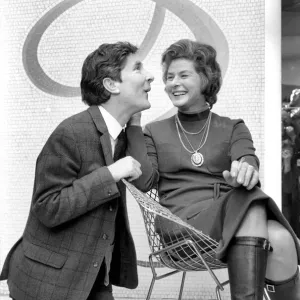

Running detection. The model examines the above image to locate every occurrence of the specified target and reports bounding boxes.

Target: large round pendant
[191,152,204,167]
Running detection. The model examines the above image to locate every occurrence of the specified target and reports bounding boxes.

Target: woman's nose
[171,77,180,87]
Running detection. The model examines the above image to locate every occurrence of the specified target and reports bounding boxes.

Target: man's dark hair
[161,39,222,108]
[80,42,138,106]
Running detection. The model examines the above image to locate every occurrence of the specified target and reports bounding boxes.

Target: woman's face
[164,58,207,113]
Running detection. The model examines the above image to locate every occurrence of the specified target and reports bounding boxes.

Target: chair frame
[147,239,227,300]
[123,180,271,300]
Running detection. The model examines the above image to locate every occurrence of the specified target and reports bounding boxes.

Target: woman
[126,39,300,300]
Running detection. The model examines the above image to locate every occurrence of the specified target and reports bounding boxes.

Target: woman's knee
[267,220,296,255]
[266,220,298,280]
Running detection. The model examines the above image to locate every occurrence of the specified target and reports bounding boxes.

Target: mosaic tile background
[0,0,270,299]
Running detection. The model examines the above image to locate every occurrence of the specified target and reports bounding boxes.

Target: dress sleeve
[126,124,159,191]
[230,120,260,170]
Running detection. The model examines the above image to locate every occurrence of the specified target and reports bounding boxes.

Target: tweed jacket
[0,106,138,300]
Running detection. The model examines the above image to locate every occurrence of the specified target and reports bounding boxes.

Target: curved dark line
[152,0,229,75]
[138,4,166,61]
[22,1,165,97]
[23,0,228,98]
[23,0,84,97]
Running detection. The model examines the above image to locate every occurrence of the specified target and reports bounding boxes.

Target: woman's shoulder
[144,115,175,132]
[211,112,245,127]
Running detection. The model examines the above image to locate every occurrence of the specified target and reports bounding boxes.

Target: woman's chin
[171,99,186,108]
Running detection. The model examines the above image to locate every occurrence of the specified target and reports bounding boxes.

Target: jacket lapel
[87,106,114,166]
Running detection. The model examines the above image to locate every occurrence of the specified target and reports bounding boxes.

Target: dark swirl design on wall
[22,0,229,97]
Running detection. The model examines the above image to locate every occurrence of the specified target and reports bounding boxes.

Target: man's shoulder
[53,108,94,132]
[46,109,94,143]
[59,109,92,127]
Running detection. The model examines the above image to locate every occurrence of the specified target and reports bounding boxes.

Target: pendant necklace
[175,111,212,167]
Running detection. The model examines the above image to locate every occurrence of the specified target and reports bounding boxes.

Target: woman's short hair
[80,42,138,106]
[161,39,222,108]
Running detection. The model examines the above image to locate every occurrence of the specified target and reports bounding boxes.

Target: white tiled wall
[0,0,269,299]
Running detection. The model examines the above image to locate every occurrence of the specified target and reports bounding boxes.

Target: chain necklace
[175,113,208,135]
[175,111,212,167]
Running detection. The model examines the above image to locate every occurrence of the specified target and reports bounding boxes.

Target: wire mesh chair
[123,179,271,300]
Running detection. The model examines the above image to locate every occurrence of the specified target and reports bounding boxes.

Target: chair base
[146,271,186,300]
[146,268,271,300]
[146,239,227,300]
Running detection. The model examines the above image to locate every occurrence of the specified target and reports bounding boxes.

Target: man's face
[117,53,154,112]
[164,58,206,112]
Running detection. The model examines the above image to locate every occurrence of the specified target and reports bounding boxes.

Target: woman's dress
[127,108,300,262]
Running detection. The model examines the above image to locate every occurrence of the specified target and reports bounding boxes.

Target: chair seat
[123,180,226,271]
[159,248,227,271]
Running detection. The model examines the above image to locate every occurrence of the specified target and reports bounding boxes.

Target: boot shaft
[227,237,272,300]
[265,268,300,300]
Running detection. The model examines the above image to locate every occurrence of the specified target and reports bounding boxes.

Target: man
[0,41,154,300]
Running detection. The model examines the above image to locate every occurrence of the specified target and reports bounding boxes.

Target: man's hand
[127,112,142,127]
[107,156,142,182]
[222,159,259,190]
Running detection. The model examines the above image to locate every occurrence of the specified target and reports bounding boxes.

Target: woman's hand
[223,158,259,190]
[128,112,142,127]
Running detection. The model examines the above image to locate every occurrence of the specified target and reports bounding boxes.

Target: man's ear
[103,78,120,95]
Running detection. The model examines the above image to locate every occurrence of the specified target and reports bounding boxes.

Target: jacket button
[108,190,112,196]
[93,262,99,268]
[102,233,108,240]
[109,205,113,211]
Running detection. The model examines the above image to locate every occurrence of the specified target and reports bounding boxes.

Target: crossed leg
[227,202,299,300]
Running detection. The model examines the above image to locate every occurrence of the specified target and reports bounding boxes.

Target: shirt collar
[98,106,123,140]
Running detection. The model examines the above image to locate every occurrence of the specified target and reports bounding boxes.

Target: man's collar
[98,106,123,140]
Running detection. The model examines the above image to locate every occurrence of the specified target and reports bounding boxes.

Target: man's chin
[133,103,151,115]
[141,101,151,111]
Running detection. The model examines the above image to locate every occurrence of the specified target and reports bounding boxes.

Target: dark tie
[113,129,127,161]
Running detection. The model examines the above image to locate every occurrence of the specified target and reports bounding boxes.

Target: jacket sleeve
[31,124,119,228]
[230,119,260,170]
[126,125,159,191]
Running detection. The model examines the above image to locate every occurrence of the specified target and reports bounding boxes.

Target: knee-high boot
[265,268,300,300]
[227,237,272,300]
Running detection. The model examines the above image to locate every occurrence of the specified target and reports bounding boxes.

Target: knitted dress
[127,108,300,262]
